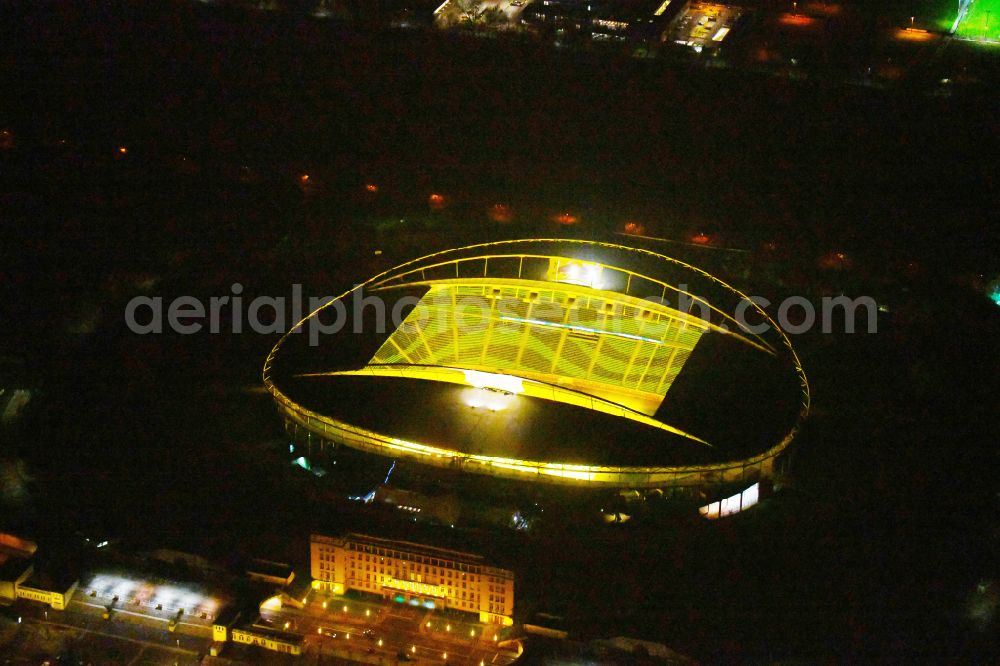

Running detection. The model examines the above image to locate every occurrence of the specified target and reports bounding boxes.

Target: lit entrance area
[382,580,445,610]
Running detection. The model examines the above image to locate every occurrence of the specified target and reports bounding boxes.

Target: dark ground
[1,1,999,663]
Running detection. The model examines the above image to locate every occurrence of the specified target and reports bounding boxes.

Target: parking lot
[667,2,743,50]
[79,572,222,631]
[435,0,535,27]
[0,610,204,665]
[260,589,520,665]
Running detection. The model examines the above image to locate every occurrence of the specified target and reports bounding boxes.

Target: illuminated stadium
[263,240,809,504]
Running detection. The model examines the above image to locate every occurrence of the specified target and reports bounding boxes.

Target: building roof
[213,603,244,628]
[21,568,79,593]
[592,0,681,22]
[0,533,37,558]
[0,553,32,583]
[243,621,305,644]
[246,559,294,582]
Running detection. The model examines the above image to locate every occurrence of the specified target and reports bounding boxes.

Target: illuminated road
[261,593,518,665]
[2,601,208,664]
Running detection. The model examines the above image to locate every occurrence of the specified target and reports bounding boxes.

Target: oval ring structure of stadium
[264,239,810,492]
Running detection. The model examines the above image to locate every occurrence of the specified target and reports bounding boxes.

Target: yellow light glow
[653,0,670,15]
[895,27,934,41]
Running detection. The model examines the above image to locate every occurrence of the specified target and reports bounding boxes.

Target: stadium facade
[264,239,809,506]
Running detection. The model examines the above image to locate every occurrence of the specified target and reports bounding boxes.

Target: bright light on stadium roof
[462,369,524,394]
[463,387,517,412]
[547,258,603,289]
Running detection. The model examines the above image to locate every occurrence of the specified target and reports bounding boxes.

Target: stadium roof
[303,277,714,443]
[264,240,809,488]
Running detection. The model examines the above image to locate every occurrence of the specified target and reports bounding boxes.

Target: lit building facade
[15,578,77,610]
[213,607,304,656]
[311,533,514,626]
[0,533,77,610]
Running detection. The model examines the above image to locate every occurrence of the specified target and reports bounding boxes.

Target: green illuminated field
[956,0,1000,39]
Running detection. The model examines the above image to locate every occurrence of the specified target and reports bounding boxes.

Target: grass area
[957,0,1000,39]
[867,0,960,30]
